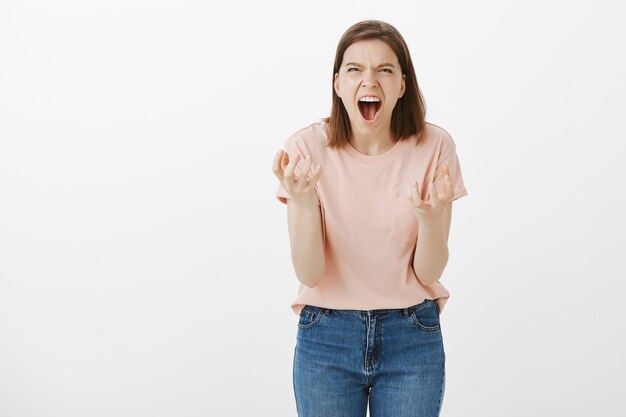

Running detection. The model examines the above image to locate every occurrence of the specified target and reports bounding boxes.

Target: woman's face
[334,38,406,137]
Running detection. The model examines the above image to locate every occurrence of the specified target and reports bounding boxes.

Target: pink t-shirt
[276,121,468,316]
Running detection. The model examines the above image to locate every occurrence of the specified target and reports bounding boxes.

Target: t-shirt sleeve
[434,131,468,202]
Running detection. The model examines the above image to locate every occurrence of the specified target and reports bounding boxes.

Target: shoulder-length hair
[323,20,427,149]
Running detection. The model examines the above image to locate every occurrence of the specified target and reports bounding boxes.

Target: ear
[334,73,341,98]
[399,74,406,98]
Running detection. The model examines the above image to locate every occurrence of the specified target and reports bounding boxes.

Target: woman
[272,20,467,417]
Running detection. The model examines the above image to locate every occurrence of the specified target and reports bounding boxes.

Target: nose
[361,69,378,88]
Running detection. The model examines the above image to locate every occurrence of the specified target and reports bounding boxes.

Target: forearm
[288,203,326,287]
[412,223,449,286]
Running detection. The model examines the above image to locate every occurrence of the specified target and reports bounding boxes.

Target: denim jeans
[293,298,446,417]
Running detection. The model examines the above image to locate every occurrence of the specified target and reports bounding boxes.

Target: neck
[349,127,395,156]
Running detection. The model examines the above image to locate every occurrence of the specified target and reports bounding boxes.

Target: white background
[1,0,625,416]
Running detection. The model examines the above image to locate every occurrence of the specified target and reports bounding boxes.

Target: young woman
[272,20,468,417]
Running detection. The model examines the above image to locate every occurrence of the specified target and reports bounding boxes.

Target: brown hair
[323,20,427,148]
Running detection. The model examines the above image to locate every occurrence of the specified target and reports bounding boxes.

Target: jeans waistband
[304,298,436,318]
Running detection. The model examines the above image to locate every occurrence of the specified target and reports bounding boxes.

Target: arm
[412,131,467,285]
[287,201,326,287]
[273,149,326,287]
[412,200,452,286]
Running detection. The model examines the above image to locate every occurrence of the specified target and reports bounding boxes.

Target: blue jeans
[293,298,446,417]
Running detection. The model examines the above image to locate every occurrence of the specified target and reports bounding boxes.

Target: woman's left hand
[408,164,454,229]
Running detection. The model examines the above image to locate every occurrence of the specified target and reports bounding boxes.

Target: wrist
[416,213,445,234]
[290,200,320,214]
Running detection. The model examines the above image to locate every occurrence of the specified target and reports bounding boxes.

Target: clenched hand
[273,150,323,209]
[407,164,454,228]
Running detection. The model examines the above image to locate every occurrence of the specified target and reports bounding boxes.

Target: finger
[301,155,313,181]
[410,181,425,209]
[272,150,285,180]
[283,153,301,183]
[308,163,323,186]
[429,182,442,208]
[280,150,290,171]
[434,166,454,202]
[443,174,454,202]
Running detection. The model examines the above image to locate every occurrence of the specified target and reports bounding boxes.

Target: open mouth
[358,97,382,122]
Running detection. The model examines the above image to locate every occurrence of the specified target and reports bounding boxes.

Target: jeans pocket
[297,305,323,329]
[390,196,418,244]
[410,300,441,332]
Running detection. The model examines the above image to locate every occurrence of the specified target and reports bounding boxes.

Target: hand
[407,164,454,228]
[272,149,322,209]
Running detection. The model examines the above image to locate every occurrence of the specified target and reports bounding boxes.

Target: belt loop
[402,308,409,318]
[323,308,331,315]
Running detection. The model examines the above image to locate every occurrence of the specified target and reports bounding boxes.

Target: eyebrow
[344,62,397,68]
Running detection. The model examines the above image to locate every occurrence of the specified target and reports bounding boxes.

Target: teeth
[359,96,380,102]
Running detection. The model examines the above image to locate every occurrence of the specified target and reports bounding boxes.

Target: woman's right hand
[272,150,323,209]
